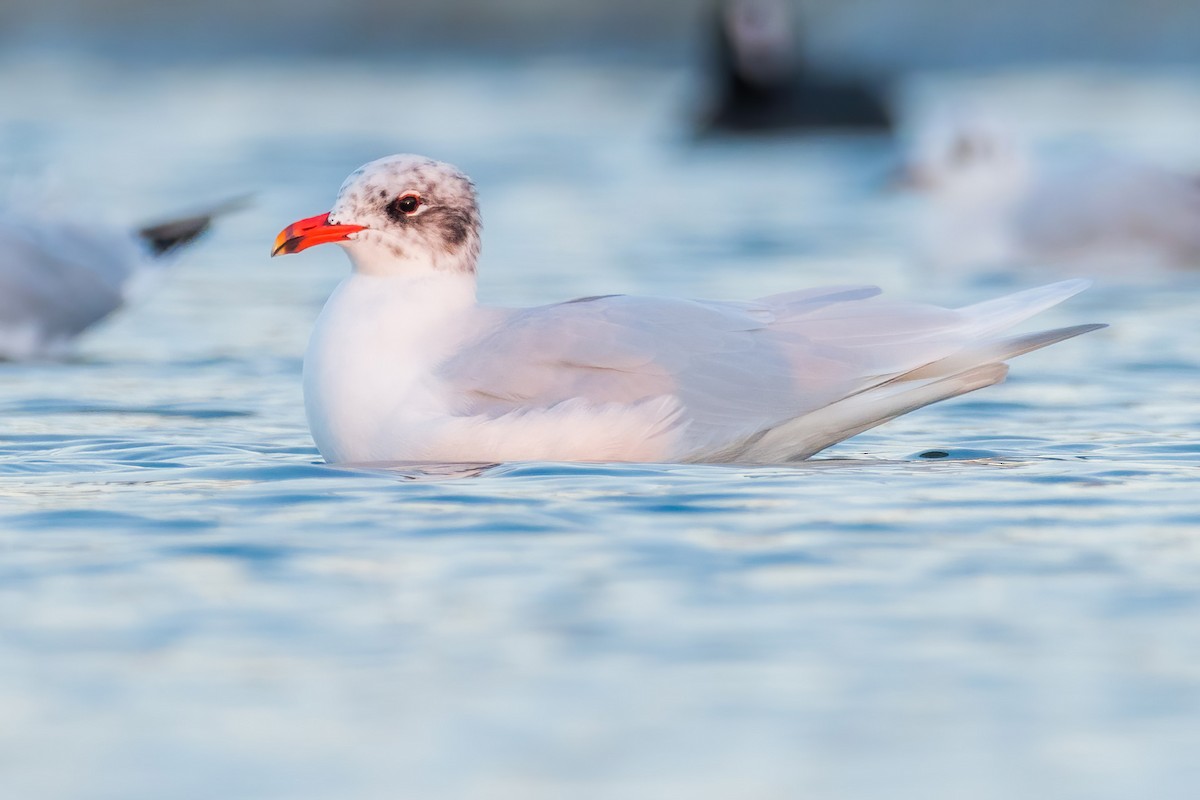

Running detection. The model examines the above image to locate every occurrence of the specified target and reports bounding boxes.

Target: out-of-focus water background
[2,2,1200,798]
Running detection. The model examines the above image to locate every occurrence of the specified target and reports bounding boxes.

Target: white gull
[273,154,1103,465]
[901,113,1200,270]
[0,200,235,359]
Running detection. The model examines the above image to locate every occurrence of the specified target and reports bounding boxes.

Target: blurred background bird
[696,0,893,134]
[0,198,240,359]
[897,111,1200,271]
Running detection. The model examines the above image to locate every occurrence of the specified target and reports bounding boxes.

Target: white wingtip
[955,279,1096,339]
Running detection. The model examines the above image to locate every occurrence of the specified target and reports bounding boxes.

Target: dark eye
[388,194,422,217]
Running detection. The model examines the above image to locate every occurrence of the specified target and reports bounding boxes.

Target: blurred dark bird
[698,0,892,135]
[0,197,242,359]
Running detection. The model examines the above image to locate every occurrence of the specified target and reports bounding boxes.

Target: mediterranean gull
[273,154,1102,465]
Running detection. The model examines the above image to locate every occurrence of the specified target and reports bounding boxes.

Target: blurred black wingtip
[137,194,253,257]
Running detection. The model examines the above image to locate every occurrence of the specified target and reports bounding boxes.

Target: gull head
[721,0,796,87]
[273,154,482,277]
[900,114,1030,202]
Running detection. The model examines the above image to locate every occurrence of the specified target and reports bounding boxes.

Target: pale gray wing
[437,284,998,454]
[439,280,1098,462]
[441,285,883,409]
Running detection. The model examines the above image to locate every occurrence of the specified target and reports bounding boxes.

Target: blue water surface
[1,55,1199,799]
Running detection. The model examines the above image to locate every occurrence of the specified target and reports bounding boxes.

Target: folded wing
[437,280,1100,463]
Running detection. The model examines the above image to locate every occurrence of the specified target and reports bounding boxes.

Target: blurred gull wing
[1017,158,1200,261]
[0,217,140,358]
[136,195,251,256]
[0,196,241,359]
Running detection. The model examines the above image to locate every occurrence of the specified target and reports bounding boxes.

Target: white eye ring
[389,193,426,218]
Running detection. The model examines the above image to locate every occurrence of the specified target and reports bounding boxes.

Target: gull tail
[721,283,1105,464]
[136,195,250,257]
[954,278,1093,338]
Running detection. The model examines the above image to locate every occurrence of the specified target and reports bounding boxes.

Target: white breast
[302,271,484,463]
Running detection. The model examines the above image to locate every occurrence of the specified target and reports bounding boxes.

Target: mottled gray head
[326,154,482,277]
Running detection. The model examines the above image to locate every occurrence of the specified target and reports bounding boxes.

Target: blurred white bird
[273,154,1102,466]
[900,113,1200,270]
[0,200,236,359]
